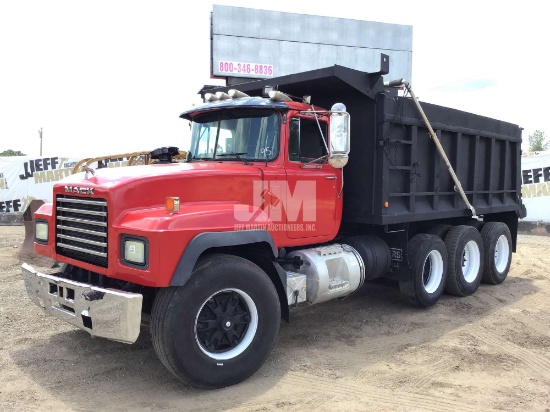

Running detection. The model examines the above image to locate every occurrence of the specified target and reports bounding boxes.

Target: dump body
[210,65,525,227]
[350,95,524,225]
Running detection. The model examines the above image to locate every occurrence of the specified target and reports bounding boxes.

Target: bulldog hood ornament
[82,163,95,180]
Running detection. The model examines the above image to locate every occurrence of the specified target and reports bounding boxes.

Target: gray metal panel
[213,35,412,79]
[211,5,412,81]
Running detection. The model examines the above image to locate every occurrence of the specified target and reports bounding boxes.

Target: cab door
[284,116,339,239]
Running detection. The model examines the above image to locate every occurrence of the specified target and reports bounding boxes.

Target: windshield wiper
[216,152,252,165]
[188,156,216,162]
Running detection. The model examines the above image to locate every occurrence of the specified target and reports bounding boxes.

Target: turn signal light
[166,197,180,213]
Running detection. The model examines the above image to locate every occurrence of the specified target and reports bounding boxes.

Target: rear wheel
[400,234,448,307]
[444,225,484,296]
[481,222,512,285]
[151,254,280,389]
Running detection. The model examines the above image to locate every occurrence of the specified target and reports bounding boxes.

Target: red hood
[55,162,264,223]
[60,161,262,188]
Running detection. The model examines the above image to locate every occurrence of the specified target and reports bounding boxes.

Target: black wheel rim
[196,290,252,354]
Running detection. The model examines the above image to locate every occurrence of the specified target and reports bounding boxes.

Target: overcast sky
[0,1,546,158]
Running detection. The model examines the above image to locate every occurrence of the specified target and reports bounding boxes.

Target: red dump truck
[22,55,526,388]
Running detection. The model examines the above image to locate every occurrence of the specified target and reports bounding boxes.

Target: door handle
[325,176,337,180]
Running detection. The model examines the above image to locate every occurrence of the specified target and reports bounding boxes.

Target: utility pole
[38,127,43,156]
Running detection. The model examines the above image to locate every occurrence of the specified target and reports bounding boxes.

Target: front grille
[56,195,108,268]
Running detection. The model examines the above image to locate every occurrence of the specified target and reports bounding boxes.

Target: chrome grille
[56,195,108,268]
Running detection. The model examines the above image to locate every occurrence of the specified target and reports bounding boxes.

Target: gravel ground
[1,225,549,411]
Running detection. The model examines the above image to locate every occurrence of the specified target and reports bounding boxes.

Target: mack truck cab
[23,88,372,389]
[22,61,523,389]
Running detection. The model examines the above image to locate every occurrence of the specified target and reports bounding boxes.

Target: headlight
[121,236,148,268]
[35,220,48,243]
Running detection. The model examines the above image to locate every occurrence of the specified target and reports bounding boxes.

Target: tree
[0,149,26,156]
[528,130,549,152]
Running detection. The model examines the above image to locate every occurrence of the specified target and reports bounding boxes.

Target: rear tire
[444,225,484,296]
[400,234,448,307]
[427,224,452,239]
[466,219,485,231]
[151,254,280,389]
[480,222,512,285]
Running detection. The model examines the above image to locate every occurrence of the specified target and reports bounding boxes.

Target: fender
[113,202,284,287]
[170,230,278,286]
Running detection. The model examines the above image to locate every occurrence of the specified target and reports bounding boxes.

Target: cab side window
[289,118,328,163]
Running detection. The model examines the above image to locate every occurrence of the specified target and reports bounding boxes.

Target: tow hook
[82,290,105,301]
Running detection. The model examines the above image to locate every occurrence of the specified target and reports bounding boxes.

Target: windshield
[189,110,280,161]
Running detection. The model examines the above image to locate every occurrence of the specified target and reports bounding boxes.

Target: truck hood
[55,162,264,221]
[60,161,262,188]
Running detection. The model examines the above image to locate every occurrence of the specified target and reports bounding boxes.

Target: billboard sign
[211,5,413,81]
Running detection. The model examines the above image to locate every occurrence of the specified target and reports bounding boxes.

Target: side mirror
[328,103,350,168]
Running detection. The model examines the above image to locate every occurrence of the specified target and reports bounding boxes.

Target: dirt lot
[1,226,549,412]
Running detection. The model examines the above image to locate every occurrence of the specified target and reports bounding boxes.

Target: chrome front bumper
[22,263,143,344]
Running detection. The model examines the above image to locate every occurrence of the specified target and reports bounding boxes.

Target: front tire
[151,254,281,389]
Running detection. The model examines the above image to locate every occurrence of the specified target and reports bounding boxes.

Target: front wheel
[151,254,281,389]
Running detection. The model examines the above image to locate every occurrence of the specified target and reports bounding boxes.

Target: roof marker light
[228,89,250,98]
[268,90,292,102]
[204,93,219,102]
[215,92,232,100]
